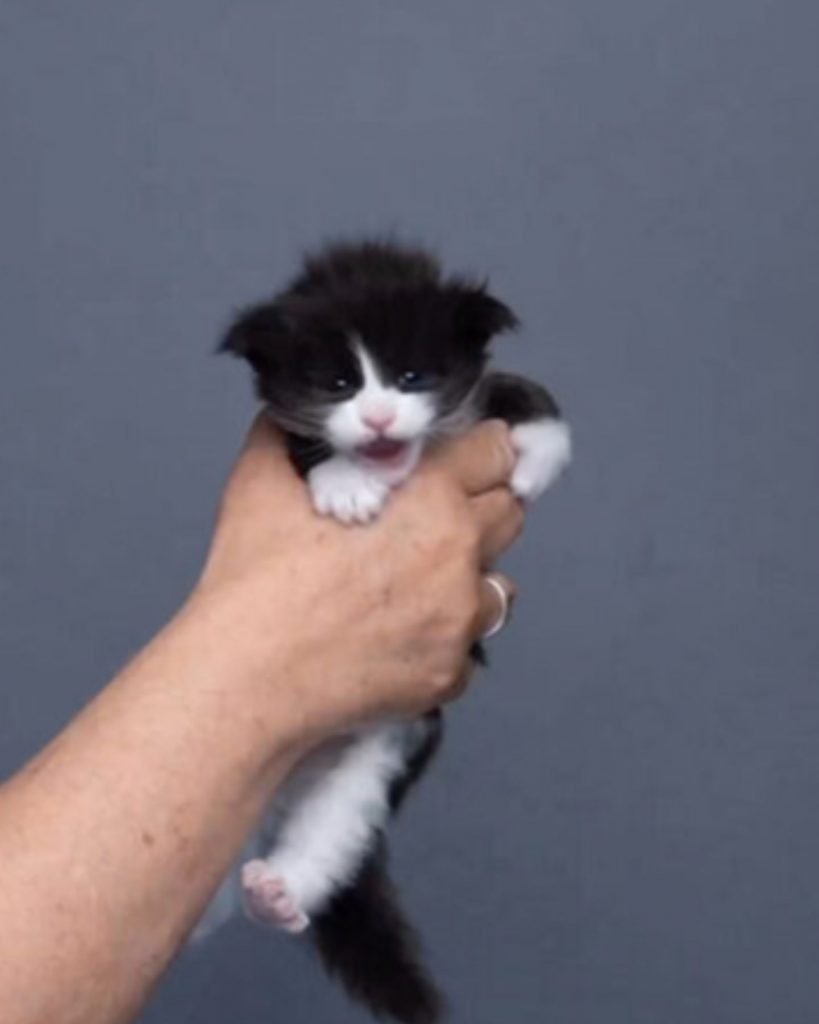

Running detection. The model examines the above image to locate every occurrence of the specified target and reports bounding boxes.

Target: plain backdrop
[2,2,819,1022]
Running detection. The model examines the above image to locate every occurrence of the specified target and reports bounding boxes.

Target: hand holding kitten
[194,413,522,745]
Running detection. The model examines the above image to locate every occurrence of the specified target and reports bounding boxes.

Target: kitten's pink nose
[361,408,396,433]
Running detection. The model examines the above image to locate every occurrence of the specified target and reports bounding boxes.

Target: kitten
[205,240,571,1023]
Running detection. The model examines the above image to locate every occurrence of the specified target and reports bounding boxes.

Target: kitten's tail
[311,841,444,1024]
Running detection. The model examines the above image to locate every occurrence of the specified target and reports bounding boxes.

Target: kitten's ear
[219,302,289,372]
[453,284,519,347]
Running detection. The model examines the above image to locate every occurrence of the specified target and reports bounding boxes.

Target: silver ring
[482,574,511,639]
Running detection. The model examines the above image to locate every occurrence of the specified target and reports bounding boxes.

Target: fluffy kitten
[203,240,571,1023]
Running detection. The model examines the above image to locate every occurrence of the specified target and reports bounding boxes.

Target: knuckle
[428,662,459,699]
[492,487,514,519]
[510,497,526,539]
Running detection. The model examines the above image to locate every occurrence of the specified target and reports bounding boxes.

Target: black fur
[312,840,443,1024]
[220,239,520,443]
[478,371,562,424]
[221,239,564,1024]
[389,711,445,814]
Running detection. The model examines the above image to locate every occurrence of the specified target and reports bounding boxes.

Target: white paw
[511,419,572,501]
[309,456,390,524]
[241,860,310,934]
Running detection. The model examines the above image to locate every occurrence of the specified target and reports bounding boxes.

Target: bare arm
[0,417,522,1024]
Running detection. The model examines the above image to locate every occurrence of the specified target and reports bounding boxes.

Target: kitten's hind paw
[241,860,310,934]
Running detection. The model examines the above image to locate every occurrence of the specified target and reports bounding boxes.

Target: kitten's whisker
[264,404,324,438]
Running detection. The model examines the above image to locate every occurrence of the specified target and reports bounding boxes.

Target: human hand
[191,415,523,745]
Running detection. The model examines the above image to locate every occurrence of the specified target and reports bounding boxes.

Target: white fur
[510,419,572,500]
[309,455,391,523]
[257,725,412,919]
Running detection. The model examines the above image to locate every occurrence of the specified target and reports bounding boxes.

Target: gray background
[1,1,818,1021]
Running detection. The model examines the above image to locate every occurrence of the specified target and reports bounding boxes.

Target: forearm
[0,592,310,1024]
[0,417,521,1024]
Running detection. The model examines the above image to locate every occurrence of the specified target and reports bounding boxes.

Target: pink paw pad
[241,860,309,934]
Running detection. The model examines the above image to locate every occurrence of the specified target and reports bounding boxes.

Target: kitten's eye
[398,370,429,391]
[331,375,352,392]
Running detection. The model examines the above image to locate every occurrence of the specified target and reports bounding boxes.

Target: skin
[0,416,522,1024]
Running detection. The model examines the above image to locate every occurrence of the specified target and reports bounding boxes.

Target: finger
[470,487,526,564]
[431,420,516,496]
[474,571,517,639]
[439,659,476,705]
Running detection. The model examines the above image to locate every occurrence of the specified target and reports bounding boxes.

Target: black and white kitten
[202,240,571,1024]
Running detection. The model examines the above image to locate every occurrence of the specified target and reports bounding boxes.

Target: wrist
[175,584,326,774]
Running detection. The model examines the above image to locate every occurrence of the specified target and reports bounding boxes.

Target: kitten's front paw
[241,860,310,934]
[309,457,390,524]
[511,419,572,501]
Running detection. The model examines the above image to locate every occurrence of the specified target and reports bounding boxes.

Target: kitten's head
[221,240,517,475]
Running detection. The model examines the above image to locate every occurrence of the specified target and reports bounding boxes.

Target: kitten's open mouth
[356,438,411,464]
